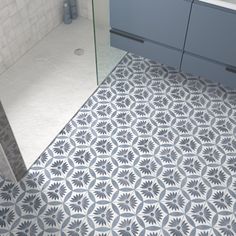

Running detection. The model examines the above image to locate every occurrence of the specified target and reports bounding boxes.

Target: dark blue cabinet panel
[111,32,182,69]
[185,3,236,67]
[109,0,236,88]
[182,53,236,87]
[110,0,192,50]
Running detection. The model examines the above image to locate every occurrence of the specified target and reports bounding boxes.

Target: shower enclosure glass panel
[92,0,125,84]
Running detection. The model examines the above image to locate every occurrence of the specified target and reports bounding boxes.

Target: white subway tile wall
[0,0,64,74]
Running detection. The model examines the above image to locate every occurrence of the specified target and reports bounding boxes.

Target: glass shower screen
[92,0,125,84]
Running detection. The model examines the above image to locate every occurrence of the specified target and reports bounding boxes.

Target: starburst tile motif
[0,53,236,235]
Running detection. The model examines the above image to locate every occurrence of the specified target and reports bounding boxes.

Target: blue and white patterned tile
[0,53,236,235]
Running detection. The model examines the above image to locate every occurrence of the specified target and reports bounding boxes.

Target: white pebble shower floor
[0,17,124,170]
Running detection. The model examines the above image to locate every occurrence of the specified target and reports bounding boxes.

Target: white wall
[0,0,64,75]
[78,0,109,28]
[78,0,93,20]
[94,0,109,28]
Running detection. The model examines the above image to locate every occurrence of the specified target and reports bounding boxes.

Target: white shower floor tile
[0,17,97,169]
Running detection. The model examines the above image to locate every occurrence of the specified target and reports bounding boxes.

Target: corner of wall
[0,0,64,75]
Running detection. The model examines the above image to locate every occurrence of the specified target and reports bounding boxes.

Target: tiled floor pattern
[0,53,236,235]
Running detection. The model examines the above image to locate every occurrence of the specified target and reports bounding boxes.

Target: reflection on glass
[92,0,126,84]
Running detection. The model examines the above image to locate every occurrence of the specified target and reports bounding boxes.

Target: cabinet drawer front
[110,0,192,50]
[111,32,182,69]
[182,53,236,88]
[185,3,236,67]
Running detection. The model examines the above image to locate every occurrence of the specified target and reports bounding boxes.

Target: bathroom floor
[0,53,236,235]
[0,17,123,169]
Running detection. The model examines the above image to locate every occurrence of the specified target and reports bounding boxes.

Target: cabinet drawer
[111,31,182,69]
[181,53,236,87]
[185,3,236,67]
[110,0,192,50]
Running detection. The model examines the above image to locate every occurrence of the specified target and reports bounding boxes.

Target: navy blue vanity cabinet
[182,54,236,87]
[182,1,236,87]
[185,2,236,66]
[110,0,236,87]
[110,0,192,49]
[110,0,193,69]
[110,32,183,68]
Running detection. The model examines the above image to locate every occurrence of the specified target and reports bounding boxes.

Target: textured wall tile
[0,102,27,182]
[0,6,9,23]
[0,55,6,75]
[0,0,64,75]
[16,0,25,10]
[0,0,8,9]
[87,0,93,20]
[78,0,91,19]
[0,144,16,182]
